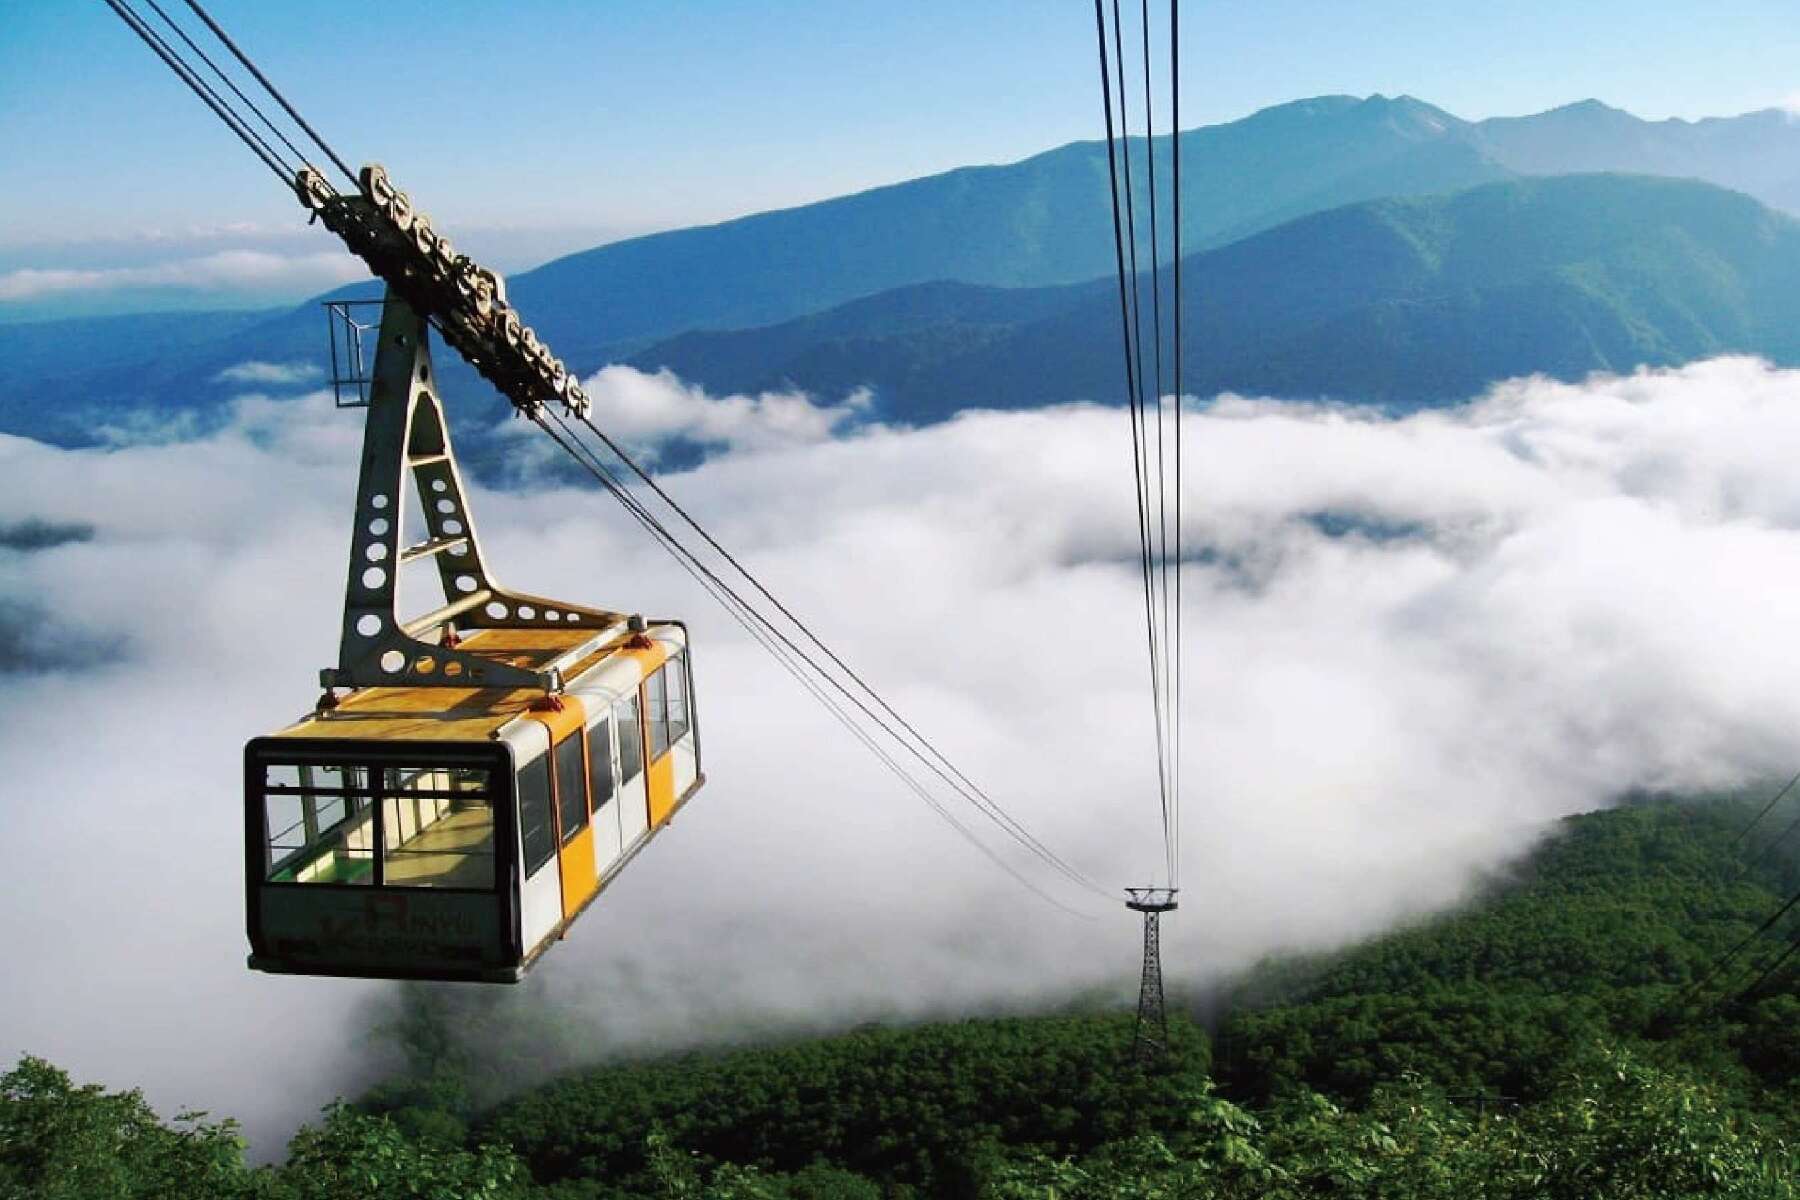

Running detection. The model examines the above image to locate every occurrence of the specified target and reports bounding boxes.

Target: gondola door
[530,699,600,923]
[585,714,624,873]
[613,690,651,849]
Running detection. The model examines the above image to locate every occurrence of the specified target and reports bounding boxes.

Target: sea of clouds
[4,355,1800,1151]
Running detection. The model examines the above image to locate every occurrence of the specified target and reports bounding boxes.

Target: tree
[0,1056,269,1200]
[280,1103,530,1200]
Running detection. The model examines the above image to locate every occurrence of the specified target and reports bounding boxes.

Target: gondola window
[554,735,588,845]
[518,755,557,878]
[586,717,614,811]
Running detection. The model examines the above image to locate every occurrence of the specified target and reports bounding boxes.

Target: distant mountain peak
[1364,92,1442,111]
[1228,94,1467,145]
[1240,95,1366,122]
[1538,98,1635,122]
[1346,93,1467,139]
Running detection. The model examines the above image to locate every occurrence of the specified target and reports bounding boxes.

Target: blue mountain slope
[0,96,1509,444]
[509,95,1513,364]
[7,96,1800,447]
[1473,100,1800,214]
[632,175,1800,417]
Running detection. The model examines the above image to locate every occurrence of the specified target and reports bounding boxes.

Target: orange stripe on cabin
[647,747,676,827]
[526,695,587,742]
[557,824,600,922]
[614,633,670,678]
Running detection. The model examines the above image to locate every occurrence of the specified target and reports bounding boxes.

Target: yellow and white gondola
[244,287,702,983]
[247,621,700,982]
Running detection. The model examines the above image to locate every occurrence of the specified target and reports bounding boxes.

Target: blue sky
[2,0,1796,280]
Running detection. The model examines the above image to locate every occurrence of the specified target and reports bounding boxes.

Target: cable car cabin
[245,622,702,982]
[242,287,704,982]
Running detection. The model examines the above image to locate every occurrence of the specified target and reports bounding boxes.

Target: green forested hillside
[1218,799,1800,1107]
[9,796,1800,1197]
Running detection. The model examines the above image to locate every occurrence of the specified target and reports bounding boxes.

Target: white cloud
[0,249,364,302]
[49,221,288,247]
[5,357,1800,1151]
[579,364,873,459]
[0,221,640,280]
[215,361,323,386]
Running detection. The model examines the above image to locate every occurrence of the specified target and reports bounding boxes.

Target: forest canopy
[8,797,1800,1198]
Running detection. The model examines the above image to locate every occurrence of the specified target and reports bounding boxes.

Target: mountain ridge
[6,94,1800,446]
[631,173,1800,415]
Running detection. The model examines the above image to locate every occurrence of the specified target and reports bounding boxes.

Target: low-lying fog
[4,355,1799,1152]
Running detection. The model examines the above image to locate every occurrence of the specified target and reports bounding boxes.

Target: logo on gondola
[315,893,481,956]
[364,893,410,931]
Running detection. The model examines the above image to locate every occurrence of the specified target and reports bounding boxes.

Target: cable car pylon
[1125,887,1178,1065]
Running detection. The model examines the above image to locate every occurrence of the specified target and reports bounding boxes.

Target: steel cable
[1140,0,1179,881]
[1678,884,1800,1014]
[1168,0,1184,890]
[533,409,1099,916]
[1138,0,1175,827]
[1095,0,1176,887]
[182,0,361,187]
[1729,769,1800,849]
[568,413,1111,900]
[1731,934,1800,1007]
[141,0,313,174]
[103,0,294,186]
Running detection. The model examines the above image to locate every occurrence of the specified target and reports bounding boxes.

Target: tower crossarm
[1125,886,1179,913]
[295,164,587,423]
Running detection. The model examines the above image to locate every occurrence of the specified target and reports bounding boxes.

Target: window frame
[615,692,645,785]
[646,665,671,762]
[249,742,515,954]
[666,652,691,745]
[260,762,505,889]
[516,753,557,880]
[262,766,376,885]
[586,716,615,812]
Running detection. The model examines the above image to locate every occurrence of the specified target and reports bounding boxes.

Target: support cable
[1680,885,1800,1012]
[141,0,312,174]
[1740,794,1800,872]
[1168,0,1184,889]
[1731,934,1800,1008]
[533,409,1098,915]
[1108,0,1165,670]
[1733,769,1800,847]
[1138,0,1178,879]
[1138,0,1174,823]
[1094,0,1175,888]
[182,0,361,187]
[1654,788,1800,1025]
[568,412,1111,900]
[103,0,293,186]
